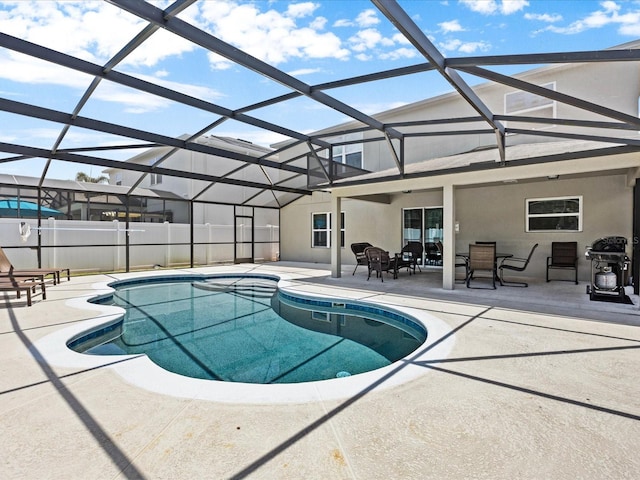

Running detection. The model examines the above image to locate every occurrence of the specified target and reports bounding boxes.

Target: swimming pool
[68,275,426,384]
[35,269,455,403]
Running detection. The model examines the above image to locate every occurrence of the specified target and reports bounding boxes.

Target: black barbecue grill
[585,236,630,302]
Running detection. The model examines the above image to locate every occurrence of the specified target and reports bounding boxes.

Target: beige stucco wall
[276,61,640,176]
[280,173,633,282]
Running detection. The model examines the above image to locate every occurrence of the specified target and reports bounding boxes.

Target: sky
[1,0,640,180]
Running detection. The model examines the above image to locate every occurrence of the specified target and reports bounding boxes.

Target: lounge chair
[0,246,70,285]
[466,243,497,289]
[499,243,538,287]
[350,242,373,275]
[546,241,578,284]
[0,277,47,306]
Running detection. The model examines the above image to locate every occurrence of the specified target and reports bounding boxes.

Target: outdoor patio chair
[424,242,441,265]
[395,241,423,275]
[499,243,538,287]
[365,246,397,282]
[0,246,70,285]
[0,277,47,307]
[466,243,497,289]
[350,242,373,275]
[546,241,578,284]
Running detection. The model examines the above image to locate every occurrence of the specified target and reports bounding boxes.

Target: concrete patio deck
[1,262,639,479]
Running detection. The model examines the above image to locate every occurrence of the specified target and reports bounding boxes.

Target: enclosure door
[234,210,253,264]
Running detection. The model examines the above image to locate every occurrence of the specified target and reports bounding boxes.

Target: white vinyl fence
[0,218,279,274]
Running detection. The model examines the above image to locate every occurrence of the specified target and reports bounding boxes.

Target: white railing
[0,218,279,273]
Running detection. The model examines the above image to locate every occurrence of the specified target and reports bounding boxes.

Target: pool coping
[32,271,455,404]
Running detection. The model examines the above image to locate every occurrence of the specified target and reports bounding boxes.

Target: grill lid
[590,236,627,252]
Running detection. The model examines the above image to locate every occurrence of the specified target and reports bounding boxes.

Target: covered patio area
[1,262,638,478]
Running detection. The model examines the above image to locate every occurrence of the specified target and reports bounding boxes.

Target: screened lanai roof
[1,0,640,208]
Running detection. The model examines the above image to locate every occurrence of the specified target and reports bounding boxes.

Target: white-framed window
[526,195,582,232]
[332,144,363,168]
[312,212,345,248]
[150,173,162,185]
[330,132,364,169]
[114,172,122,186]
[505,82,556,132]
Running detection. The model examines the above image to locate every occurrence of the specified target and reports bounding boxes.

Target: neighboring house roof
[0,174,183,200]
[104,135,274,172]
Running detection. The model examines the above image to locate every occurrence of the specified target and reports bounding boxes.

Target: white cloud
[287,68,321,76]
[333,18,353,27]
[133,72,224,103]
[199,1,350,66]
[500,0,529,15]
[0,0,208,112]
[379,48,418,60]
[310,16,328,30]
[619,21,640,35]
[392,33,412,45]
[91,83,173,114]
[0,1,196,68]
[356,9,380,27]
[285,2,319,18]
[524,13,563,23]
[438,38,490,53]
[458,41,491,53]
[332,8,379,29]
[543,1,640,36]
[0,51,91,88]
[439,19,465,33]
[459,0,528,15]
[460,0,498,15]
[348,28,384,53]
[0,37,222,115]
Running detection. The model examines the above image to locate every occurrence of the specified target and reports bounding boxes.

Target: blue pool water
[68,275,427,384]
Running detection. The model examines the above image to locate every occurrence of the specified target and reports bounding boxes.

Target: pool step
[192,280,277,298]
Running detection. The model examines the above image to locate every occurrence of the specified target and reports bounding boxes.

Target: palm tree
[75,172,109,183]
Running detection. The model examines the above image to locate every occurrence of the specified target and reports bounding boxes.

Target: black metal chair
[455,255,469,284]
[499,243,538,287]
[466,244,496,289]
[350,242,373,275]
[546,241,578,284]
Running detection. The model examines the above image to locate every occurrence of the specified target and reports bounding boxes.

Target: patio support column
[331,194,341,278]
[442,183,456,290]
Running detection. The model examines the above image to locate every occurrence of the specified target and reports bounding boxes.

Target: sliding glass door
[402,207,443,266]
